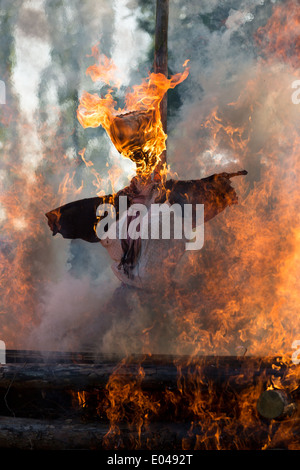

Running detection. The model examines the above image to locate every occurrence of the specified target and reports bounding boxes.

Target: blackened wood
[0,417,189,450]
[0,354,297,392]
[0,416,299,450]
[154,0,169,175]
[154,0,169,128]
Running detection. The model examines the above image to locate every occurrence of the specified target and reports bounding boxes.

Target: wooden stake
[154,0,169,177]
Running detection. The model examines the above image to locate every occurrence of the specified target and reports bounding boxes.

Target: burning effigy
[0,0,300,453]
[45,45,247,293]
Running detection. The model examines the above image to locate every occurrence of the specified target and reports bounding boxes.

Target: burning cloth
[46,170,247,290]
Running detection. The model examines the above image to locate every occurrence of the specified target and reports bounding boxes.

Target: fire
[0,160,56,348]
[85,43,122,88]
[58,171,84,205]
[100,0,300,449]
[1,0,299,451]
[77,45,189,176]
[202,108,250,156]
[255,0,300,69]
[71,390,87,409]
[103,357,160,449]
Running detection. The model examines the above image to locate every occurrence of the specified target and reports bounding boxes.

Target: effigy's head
[76,46,189,178]
[109,110,163,175]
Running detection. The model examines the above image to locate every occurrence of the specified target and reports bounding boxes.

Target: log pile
[0,351,299,450]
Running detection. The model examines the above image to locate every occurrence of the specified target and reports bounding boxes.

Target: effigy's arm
[45,196,110,243]
[159,170,247,226]
[45,171,248,243]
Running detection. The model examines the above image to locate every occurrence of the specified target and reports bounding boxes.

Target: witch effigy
[44,52,247,352]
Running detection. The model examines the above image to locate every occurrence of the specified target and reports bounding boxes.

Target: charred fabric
[46,169,248,287]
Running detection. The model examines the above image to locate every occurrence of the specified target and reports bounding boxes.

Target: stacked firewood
[0,351,299,450]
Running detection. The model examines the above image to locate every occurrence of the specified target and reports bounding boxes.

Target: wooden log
[0,354,299,450]
[154,0,169,177]
[257,389,296,420]
[0,362,120,391]
[0,416,189,450]
[0,354,296,392]
[0,415,299,450]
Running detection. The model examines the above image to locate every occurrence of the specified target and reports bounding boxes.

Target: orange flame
[71,390,87,409]
[86,43,122,88]
[255,0,300,69]
[103,357,160,449]
[77,46,189,175]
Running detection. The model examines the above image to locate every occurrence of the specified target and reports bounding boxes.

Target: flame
[102,1,300,450]
[71,390,87,409]
[85,43,122,88]
[103,357,160,449]
[1,2,299,451]
[255,0,300,69]
[77,45,189,176]
[0,119,61,348]
[58,171,84,204]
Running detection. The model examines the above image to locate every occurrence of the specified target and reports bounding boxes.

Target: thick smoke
[1,0,299,357]
[164,0,300,357]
